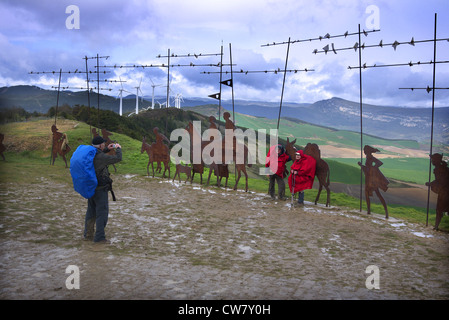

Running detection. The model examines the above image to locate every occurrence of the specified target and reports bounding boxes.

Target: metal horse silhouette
[426,153,449,231]
[141,128,171,178]
[305,142,331,207]
[285,138,331,207]
[358,145,389,219]
[51,124,70,168]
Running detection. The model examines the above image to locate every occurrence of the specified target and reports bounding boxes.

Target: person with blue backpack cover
[71,135,122,243]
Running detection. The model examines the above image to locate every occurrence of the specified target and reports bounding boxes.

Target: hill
[1,85,448,144]
[0,85,151,115]
[184,104,435,157]
[214,98,449,145]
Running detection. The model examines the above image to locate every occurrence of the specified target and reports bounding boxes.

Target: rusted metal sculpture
[140,129,171,178]
[426,153,449,230]
[91,128,100,138]
[185,121,207,184]
[173,163,192,183]
[304,143,331,207]
[203,115,230,188]
[222,112,252,192]
[207,163,229,188]
[0,133,5,161]
[101,128,117,172]
[51,124,70,168]
[358,145,389,218]
[190,116,232,189]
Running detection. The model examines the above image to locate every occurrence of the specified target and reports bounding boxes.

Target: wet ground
[1,173,448,300]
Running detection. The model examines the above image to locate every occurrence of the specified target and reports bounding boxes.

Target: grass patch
[328,157,431,185]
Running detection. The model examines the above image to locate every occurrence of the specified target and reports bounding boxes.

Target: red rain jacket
[288,150,316,193]
[265,144,291,177]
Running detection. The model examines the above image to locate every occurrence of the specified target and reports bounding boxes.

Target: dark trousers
[84,187,109,242]
[268,174,285,199]
[297,191,305,204]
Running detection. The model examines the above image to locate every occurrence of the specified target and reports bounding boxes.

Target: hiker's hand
[108,143,121,150]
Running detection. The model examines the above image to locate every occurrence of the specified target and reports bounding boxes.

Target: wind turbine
[116,77,131,116]
[150,78,163,109]
[135,77,143,115]
[156,101,166,109]
[174,93,184,109]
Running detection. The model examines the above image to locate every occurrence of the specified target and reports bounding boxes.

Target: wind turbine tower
[135,77,143,115]
[116,78,131,116]
[150,78,163,109]
[174,93,184,109]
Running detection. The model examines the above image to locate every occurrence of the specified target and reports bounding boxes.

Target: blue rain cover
[70,145,98,199]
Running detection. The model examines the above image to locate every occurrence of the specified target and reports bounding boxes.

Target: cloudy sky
[1,0,448,107]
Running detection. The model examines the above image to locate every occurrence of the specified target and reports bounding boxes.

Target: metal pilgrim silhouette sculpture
[185,121,207,184]
[426,153,449,230]
[141,127,171,178]
[223,112,252,191]
[51,124,71,168]
[358,145,390,218]
[204,116,230,189]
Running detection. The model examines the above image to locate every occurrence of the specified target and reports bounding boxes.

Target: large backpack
[70,145,98,199]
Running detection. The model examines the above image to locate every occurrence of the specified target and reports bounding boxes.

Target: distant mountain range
[1,85,448,144]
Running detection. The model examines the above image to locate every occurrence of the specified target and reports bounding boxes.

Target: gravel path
[1,174,448,300]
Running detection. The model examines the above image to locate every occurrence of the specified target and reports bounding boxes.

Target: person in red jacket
[288,150,316,206]
[266,144,291,200]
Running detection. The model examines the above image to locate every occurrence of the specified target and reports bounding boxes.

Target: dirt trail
[0,174,448,300]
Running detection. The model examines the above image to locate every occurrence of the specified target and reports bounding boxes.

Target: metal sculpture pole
[229,43,235,130]
[50,69,62,165]
[97,54,100,127]
[358,24,364,212]
[277,37,291,134]
[84,56,92,141]
[427,13,438,227]
[218,44,224,123]
[55,69,62,125]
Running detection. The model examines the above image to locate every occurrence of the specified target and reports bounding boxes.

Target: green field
[328,157,431,185]
[228,111,430,186]
[233,112,421,151]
